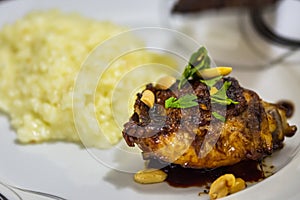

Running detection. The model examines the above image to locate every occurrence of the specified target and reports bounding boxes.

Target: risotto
[0,10,177,148]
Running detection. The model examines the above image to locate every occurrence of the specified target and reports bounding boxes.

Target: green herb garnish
[165,47,239,122]
[210,81,239,106]
[212,112,226,122]
[165,94,198,109]
[178,47,210,89]
[200,76,222,88]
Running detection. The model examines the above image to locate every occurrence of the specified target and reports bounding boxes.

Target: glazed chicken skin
[122,77,297,169]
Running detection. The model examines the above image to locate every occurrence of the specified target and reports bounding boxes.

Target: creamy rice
[0,10,176,147]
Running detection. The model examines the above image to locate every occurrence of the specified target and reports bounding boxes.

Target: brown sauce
[148,159,266,188]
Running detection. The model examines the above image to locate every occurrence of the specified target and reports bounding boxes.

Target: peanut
[229,178,246,194]
[209,174,235,199]
[156,75,176,90]
[197,66,232,79]
[134,168,167,184]
[140,90,155,108]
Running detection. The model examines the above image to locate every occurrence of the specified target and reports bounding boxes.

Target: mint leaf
[200,76,222,88]
[211,81,239,105]
[178,65,193,89]
[214,81,231,99]
[211,97,238,105]
[178,47,211,89]
[189,47,211,70]
[174,47,239,122]
[212,112,226,122]
[210,81,238,122]
[165,94,198,109]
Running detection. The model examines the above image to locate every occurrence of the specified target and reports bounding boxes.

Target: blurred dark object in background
[166,0,300,69]
[172,0,300,49]
[250,4,300,48]
[172,0,280,13]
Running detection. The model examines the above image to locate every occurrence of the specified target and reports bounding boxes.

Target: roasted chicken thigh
[123,77,296,169]
[122,48,297,169]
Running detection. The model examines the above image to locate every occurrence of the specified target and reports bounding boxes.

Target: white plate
[1,0,300,200]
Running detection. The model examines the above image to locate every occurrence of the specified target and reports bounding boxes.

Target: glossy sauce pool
[148,159,268,188]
